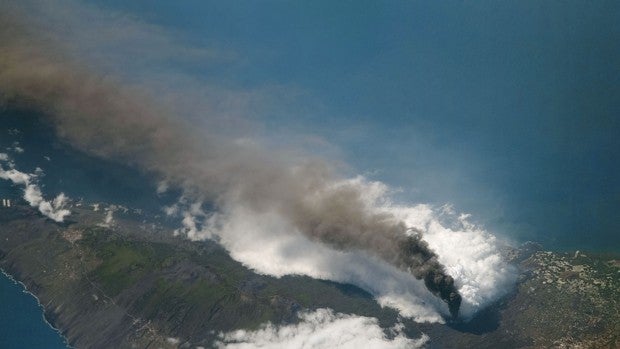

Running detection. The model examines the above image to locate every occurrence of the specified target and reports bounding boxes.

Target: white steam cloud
[215,308,429,349]
[173,178,516,321]
[0,153,71,222]
[388,204,517,318]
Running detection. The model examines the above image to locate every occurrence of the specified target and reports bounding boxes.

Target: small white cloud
[10,142,24,154]
[24,184,44,205]
[0,164,71,222]
[176,209,213,240]
[98,209,115,228]
[166,337,180,345]
[156,180,169,194]
[0,153,8,161]
[36,192,71,222]
[163,204,179,216]
[54,193,69,209]
[215,308,429,349]
[0,167,31,185]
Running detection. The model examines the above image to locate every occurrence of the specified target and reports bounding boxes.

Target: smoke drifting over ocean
[0,0,515,321]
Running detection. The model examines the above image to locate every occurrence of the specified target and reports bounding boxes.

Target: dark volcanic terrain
[0,203,618,348]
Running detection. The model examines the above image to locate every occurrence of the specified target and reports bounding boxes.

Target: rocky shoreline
[0,268,72,348]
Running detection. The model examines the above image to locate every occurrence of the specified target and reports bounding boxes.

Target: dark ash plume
[399,233,462,318]
[0,5,462,317]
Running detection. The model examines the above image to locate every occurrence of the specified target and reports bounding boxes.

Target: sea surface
[0,271,69,349]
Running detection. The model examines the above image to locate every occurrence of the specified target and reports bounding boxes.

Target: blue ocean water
[0,272,69,349]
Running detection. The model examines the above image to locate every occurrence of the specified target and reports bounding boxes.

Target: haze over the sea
[26,0,620,251]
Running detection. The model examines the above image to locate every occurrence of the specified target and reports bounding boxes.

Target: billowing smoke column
[283,183,462,317]
[0,7,462,317]
[398,233,461,317]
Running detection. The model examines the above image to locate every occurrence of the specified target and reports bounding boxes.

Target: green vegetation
[1,207,617,348]
[73,226,398,340]
[81,228,177,296]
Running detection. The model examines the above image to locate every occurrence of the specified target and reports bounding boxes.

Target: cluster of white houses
[1,199,11,207]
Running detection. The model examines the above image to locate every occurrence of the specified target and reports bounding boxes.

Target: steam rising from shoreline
[0,1,515,320]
